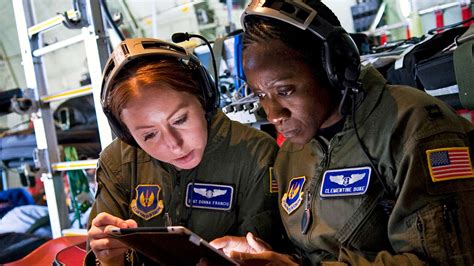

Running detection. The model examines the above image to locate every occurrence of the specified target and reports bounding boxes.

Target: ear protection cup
[195,63,219,118]
[323,29,361,91]
[242,0,361,92]
[100,38,219,146]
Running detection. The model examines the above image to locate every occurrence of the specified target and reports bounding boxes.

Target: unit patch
[131,184,164,220]
[320,167,371,197]
[185,182,233,211]
[426,147,474,182]
[269,167,278,193]
[281,176,306,215]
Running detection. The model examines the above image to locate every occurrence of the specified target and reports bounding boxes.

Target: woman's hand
[88,212,137,265]
[211,232,298,265]
[210,232,271,256]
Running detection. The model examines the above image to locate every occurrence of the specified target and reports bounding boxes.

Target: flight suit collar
[204,110,230,155]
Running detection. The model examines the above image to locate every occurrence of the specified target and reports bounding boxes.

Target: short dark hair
[242,0,342,89]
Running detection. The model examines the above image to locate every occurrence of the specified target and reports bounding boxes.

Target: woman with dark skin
[211,1,474,265]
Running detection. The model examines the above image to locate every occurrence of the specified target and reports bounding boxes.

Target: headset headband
[100,38,218,146]
[101,38,196,110]
[241,0,337,41]
[241,0,361,92]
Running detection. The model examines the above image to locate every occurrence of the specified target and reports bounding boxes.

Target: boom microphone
[171,32,190,43]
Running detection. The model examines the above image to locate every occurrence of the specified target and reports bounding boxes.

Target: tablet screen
[110,226,238,265]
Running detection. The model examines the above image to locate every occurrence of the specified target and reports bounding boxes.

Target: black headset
[242,0,392,204]
[241,0,361,95]
[100,38,219,146]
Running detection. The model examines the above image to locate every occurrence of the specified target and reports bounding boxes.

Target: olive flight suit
[276,66,474,265]
[87,111,281,264]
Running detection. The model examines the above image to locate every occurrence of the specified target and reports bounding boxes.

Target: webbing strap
[454,25,474,109]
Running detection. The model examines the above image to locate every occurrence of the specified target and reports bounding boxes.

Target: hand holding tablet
[108,226,239,265]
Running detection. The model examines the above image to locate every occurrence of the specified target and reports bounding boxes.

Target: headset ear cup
[326,31,361,91]
[339,33,361,84]
[196,63,219,115]
[104,110,137,146]
[321,41,339,89]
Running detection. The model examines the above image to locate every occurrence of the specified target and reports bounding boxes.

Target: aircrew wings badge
[281,176,306,215]
[131,184,164,220]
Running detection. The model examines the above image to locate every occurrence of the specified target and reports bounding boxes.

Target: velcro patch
[131,184,164,220]
[185,182,233,211]
[426,147,474,182]
[269,167,278,193]
[281,176,306,215]
[320,167,371,197]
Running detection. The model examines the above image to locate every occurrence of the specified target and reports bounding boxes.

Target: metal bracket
[10,88,38,114]
[33,148,49,175]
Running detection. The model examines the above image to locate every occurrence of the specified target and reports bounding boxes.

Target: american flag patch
[269,167,278,193]
[426,147,474,182]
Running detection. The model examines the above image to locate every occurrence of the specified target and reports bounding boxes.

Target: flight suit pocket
[415,199,472,265]
[333,181,386,256]
[345,204,392,259]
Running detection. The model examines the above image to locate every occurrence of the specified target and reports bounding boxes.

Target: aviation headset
[242,0,392,205]
[100,38,219,146]
[241,0,362,95]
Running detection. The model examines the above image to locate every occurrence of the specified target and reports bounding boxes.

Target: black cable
[72,0,79,11]
[171,33,219,92]
[427,16,474,35]
[351,93,391,196]
[99,0,125,41]
[338,87,351,116]
[225,28,244,38]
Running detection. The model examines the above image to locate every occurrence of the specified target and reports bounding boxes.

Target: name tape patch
[185,182,233,211]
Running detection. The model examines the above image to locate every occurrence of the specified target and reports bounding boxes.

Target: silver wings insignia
[329,173,365,186]
[193,188,227,198]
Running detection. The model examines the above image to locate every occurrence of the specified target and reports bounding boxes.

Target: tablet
[109,226,239,265]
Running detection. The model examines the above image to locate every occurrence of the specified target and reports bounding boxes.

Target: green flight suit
[87,111,281,264]
[275,66,474,265]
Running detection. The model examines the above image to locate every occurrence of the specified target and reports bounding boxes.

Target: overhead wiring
[99,0,125,41]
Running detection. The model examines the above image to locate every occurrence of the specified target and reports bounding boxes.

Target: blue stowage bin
[0,133,36,169]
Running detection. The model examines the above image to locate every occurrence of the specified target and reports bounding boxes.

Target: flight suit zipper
[172,171,183,225]
[416,216,429,255]
[302,137,332,235]
[443,204,452,233]
[176,170,196,227]
[442,200,464,257]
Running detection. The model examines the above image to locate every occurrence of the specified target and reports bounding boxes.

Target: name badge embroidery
[185,182,233,211]
[131,184,164,220]
[281,176,306,215]
[320,167,371,197]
